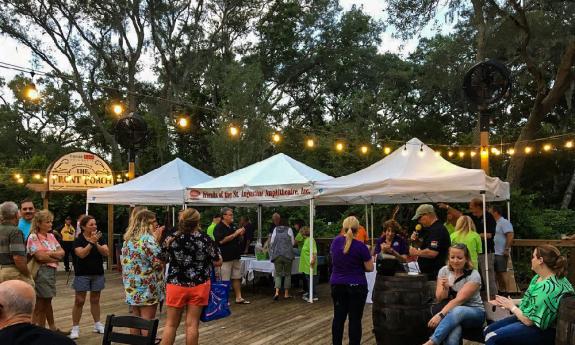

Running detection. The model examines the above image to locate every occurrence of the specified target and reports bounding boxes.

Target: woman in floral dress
[121,209,164,330]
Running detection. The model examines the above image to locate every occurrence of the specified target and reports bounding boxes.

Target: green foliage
[509,191,575,239]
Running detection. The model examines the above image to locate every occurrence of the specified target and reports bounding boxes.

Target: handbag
[27,256,41,279]
[430,269,472,316]
[200,268,231,322]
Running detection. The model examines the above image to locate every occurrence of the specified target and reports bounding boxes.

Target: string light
[111,102,124,116]
[335,142,344,152]
[507,148,515,155]
[565,141,573,148]
[17,178,24,184]
[401,145,408,156]
[360,145,369,154]
[272,133,281,143]
[14,173,21,179]
[177,116,189,128]
[383,147,391,155]
[458,151,465,158]
[33,174,41,180]
[543,144,552,152]
[524,146,532,154]
[448,151,454,157]
[42,177,47,183]
[470,151,477,157]
[306,139,315,148]
[228,125,239,137]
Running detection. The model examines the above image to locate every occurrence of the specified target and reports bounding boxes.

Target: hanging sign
[47,152,114,192]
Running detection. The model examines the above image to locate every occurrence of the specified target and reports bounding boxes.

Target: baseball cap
[412,204,435,220]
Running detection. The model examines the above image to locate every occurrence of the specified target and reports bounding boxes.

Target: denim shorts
[73,275,105,292]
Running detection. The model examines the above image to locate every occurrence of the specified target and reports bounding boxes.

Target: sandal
[273,294,279,301]
[284,295,293,299]
[235,298,251,304]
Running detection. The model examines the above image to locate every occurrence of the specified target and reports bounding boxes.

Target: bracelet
[510,306,518,314]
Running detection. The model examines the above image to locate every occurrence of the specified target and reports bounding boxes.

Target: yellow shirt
[60,224,75,242]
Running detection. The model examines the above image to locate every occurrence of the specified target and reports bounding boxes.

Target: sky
[0,1,451,96]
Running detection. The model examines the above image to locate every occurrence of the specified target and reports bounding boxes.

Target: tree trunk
[561,167,575,209]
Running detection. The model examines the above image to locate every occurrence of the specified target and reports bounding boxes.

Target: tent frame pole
[309,198,315,303]
[481,192,492,299]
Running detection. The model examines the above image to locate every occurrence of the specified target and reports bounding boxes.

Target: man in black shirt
[214,207,250,304]
[409,204,450,281]
[439,198,497,299]
[0,280,75,345]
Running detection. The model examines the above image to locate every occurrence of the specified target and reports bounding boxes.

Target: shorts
[35,265,56,298]
[165,282,210,308]
[220,260,242,280]
[73,275,105,292]
[494,255,508,273]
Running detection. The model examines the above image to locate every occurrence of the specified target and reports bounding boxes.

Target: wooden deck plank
[51,271,377,345]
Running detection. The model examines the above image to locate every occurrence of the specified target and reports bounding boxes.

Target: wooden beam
[107,204,114,271]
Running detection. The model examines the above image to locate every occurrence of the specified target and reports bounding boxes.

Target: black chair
[102,314,159,345]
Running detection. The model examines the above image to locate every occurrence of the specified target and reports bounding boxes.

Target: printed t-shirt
[519,274,574,330]
[27,232,61,268]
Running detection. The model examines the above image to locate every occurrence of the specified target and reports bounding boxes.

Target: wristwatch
[438,312,445,319]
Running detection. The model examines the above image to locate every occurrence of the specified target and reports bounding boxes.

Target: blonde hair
[300,226,310,237]
[30,210,54,235]
[124,210,156,242]
[127,206,148,230]
[342,216,359,254]
[178,208,201,234]
[455,215,476,236]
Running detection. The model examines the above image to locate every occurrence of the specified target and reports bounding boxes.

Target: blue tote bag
[200,268,231,322]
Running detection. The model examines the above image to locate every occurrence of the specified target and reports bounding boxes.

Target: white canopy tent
[315,138,510,205]
[186,153,332,302]
[314,138,511,298]
[87,158,213,206]
[186,153,332,206]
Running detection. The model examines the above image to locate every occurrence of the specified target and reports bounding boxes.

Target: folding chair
[101,314,160,345]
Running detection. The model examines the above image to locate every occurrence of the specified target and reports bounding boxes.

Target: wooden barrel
[372,273,432,345]
[556,294,575,345]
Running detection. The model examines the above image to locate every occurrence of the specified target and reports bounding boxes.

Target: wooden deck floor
[52,271,377,345]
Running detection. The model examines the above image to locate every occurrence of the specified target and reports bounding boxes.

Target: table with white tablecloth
[240,256,300,282]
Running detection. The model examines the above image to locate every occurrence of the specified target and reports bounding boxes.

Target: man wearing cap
[409,204,450,281]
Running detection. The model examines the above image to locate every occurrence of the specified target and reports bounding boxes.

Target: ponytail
[342,216,360,255]
[343,228,354,254]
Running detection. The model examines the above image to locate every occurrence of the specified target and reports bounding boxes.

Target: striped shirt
[0,223,27,265]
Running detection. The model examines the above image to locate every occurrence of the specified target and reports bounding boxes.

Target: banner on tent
[187,185,313,203]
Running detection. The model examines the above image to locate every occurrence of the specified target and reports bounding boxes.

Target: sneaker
[93,322,105,334]
[69,326,79,339]
[302,293,309,301]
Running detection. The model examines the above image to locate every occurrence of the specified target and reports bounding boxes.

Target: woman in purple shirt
[373,219,408,262]
[330,216,374,345]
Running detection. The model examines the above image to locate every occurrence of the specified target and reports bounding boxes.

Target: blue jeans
[430,306,485,345]
[484,316,556,345]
